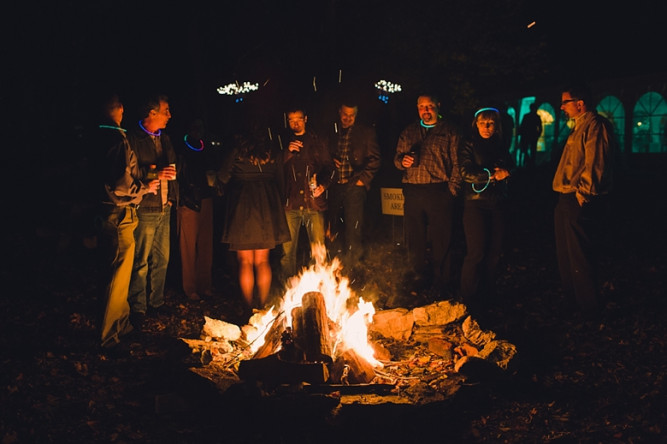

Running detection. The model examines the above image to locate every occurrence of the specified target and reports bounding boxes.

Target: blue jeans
[129,205,171,313]
[281,209,325,277]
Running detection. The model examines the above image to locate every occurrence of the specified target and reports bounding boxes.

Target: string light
[138,120,161,137]
[184,135,204,151]
[374,79,402,104]
[216,81,259,95]
[374,80,402,94]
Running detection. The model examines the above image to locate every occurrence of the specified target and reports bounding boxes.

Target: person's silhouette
[518,103,542,168]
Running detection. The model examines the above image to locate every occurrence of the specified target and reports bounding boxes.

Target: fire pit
[181,246,517,407]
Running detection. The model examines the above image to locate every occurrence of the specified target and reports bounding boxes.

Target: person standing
[219,128,290,309]
[127,94,177,322]
[459,107,512,311]
[280,106,334,278]
[326,102,381,265]
[176,118,218,301]
[517,102,542,168]
[394,94,463,294]
[95,92,159,348]
[553,83,615,318]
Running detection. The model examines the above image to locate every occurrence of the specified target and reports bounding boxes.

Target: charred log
[237,354,330,386]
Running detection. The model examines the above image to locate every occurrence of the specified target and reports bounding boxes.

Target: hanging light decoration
[374,80,402,104]
[217,81,260,103]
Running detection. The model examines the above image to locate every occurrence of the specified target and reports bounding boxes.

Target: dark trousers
[554,193,607,314]
[403,183,455,284]
[178,198,213,298]
[327,182,367,263]
[460,199,506,304]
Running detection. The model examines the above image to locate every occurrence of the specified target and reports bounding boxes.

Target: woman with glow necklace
[458,107,512,313]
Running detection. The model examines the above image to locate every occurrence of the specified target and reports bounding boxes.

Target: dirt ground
[2,163,666,443]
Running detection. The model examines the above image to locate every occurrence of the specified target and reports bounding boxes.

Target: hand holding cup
[160,164,177,181]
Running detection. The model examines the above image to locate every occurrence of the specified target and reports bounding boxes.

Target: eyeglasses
[561,99,579,105]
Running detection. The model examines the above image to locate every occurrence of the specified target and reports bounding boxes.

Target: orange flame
[247,243,381,367]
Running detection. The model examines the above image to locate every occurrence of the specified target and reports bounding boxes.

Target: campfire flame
[245,243,381,368]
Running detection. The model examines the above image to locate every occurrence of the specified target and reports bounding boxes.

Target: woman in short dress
[220,129,290,309]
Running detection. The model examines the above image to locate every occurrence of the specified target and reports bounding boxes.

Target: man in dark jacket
[127,94,177,322]
[326,102,380,265]
[280,106,334,278]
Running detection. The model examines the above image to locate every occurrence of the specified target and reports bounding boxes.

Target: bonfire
[182,244,517,406]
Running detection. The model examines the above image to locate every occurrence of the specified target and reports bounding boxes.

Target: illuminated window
[632,92,667,153]
[597,96,625,153]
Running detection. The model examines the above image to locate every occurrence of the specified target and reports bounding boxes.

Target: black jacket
[459,135,512,202]
[127,126,178,211]
[327,123,381,190]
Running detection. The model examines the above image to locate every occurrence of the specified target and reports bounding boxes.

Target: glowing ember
[246,243,381,367]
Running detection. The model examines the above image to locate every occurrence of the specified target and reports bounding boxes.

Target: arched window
[536,103,555,165]
[597,96,625,153]
[632,92,667,153]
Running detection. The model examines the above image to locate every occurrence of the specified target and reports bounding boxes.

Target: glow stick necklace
[99,124,126,132]
[420,120,436,128]
[138,120,161,137]
[184,135,204,151]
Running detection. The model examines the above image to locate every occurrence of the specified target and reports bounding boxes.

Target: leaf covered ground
[1,164,665,443]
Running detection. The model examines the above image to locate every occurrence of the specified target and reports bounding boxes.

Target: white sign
[380,187,404,216]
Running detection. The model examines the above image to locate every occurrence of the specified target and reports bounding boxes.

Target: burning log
[233,291,340,386]
[291,291,334,365]
[331,348,376,384]
[250,312,286,360]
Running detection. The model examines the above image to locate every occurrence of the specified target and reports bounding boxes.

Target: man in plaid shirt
[394,94,462,295]
[327,102,381,266]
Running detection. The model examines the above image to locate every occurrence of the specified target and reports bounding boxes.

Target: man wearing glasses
[553,83,616,319]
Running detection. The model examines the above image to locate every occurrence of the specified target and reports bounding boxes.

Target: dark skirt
[221,178,290,251]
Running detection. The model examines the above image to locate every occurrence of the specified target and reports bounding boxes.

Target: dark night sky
[3,1,665,138]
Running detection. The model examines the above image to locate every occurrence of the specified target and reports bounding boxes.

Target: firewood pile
[181,299,517,406]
